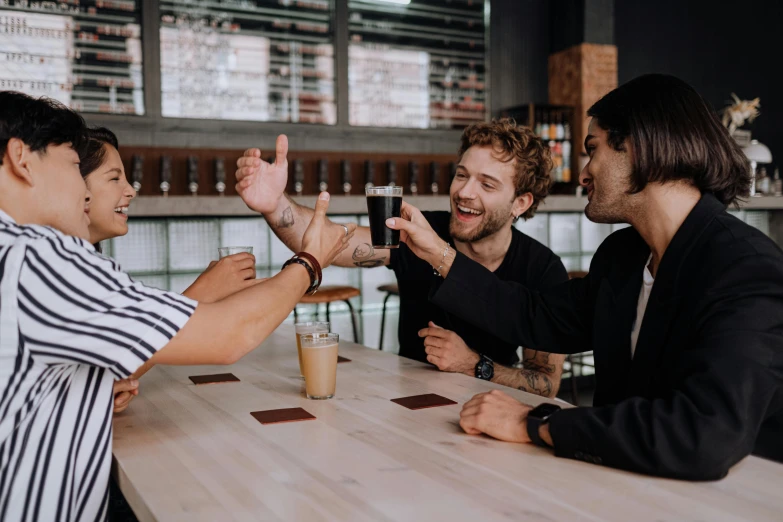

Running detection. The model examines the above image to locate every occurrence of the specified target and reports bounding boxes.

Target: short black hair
[80,127,120,178]
[587,74,750,206]
[0,91,86,166]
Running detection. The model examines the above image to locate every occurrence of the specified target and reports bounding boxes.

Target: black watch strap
[474,354,494,380]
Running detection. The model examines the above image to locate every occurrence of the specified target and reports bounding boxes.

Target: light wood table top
[112,326,783,522]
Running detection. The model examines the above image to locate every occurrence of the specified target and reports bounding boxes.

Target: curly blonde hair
[458,118,553,220]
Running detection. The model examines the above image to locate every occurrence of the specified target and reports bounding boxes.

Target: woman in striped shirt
[0,91,355,522]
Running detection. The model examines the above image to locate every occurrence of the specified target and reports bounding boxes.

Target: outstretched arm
[235,139,390,269]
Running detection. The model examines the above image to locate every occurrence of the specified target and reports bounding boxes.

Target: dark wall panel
[491,0,551,112]
[616,0,781,170]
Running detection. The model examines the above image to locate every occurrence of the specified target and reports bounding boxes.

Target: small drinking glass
[300,333,339,400]
[295,321,330,377]
[218,246,253,259]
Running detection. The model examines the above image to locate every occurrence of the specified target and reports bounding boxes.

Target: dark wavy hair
[587,74,750,206]
[458,118,553,220]
[80,126,120,178]
[0,91,86,165]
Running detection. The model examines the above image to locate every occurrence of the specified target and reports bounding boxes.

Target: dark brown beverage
[366,187,403,248]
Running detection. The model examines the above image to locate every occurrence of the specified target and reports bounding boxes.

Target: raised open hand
[235,134,290,214]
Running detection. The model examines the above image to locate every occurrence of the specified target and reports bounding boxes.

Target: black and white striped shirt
[0,210,196,521]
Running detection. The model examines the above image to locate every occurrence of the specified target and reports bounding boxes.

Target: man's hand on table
[459,390,554,446]
[419,322,480,375]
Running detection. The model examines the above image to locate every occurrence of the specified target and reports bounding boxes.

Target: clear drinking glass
[365,186,403,248]
[218,246,253,258]
[300,333,339,400]
[295,321,330,377]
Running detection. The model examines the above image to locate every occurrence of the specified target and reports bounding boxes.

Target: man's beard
[584,185,631,224]
[584,199,619,223]
[449,201,512,242]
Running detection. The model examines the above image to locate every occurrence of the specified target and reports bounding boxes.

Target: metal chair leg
[293,306,298,322]
[326,302,330,323]
[344,299,359,343]
[379,293,392,351]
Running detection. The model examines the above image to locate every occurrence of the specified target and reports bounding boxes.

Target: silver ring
[341,224,349,237]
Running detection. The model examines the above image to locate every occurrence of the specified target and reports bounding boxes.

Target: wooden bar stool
[295,286,361,343]
[377,283,399,351]
[565,270,590,405]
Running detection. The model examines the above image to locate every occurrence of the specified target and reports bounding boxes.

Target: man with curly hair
[235,119,569,398]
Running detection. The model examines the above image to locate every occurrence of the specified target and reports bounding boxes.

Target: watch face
[530,403,561,420]
[475,356,492,380]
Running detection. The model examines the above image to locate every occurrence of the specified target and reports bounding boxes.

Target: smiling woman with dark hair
[79,127,133,252]
[78,126,266,413]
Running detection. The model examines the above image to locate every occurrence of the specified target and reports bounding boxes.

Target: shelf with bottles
[498,103,578,194]
[754,166,782,197]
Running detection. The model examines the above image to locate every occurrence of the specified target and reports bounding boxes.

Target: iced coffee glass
[300,333,339,400]
[294,321,330,377]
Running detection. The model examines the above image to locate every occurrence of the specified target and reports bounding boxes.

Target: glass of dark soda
[365,186,403,248]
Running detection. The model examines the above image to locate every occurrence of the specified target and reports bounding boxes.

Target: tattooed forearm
[523,350,556,374]
[352,243,384,268]
[490,359,560,398]
[277,206,295,229]
[518,370,554,397]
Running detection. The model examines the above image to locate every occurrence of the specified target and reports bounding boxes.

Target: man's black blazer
[431,194,783,480]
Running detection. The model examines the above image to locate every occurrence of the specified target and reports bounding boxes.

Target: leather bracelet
[283,257,319,295]
[296,251,322,285]
[292,253,321,294]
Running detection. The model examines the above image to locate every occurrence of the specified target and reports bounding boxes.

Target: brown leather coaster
[391,393,458,410]
[188,373,240,385]
[337,356,351,363]
[250,408,316,425]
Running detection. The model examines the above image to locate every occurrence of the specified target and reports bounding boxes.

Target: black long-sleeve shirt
[388,211,567,365]
[431,194,783,480]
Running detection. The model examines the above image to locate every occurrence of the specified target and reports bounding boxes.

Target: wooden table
[113,326,783,521]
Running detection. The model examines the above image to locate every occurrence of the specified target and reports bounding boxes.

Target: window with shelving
[347,0,488,129]
[0,0,145,115]
[159,0,336,124]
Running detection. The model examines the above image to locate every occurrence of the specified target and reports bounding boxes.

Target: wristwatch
[526,403,562,447]
[474,354,494,380]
